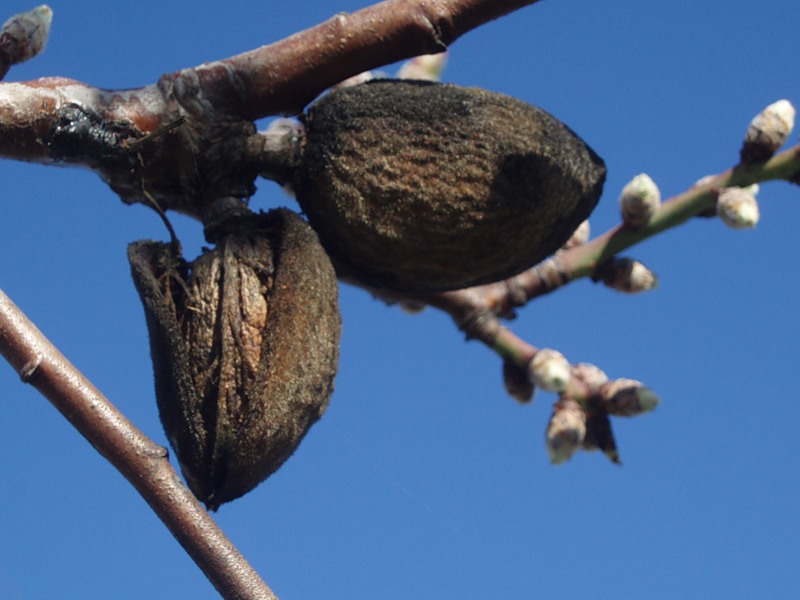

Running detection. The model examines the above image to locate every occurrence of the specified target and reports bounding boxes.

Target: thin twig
[0,289,278,600]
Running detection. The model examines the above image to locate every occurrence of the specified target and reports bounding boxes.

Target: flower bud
[562,220,591,249]
[545,398,586,464]
[529,348,571,392]
[740,99,796,164]
[619,173,661,228]
[396,52,448,81]
[596,257,657,293]
[129,209,341,510]
[503,360,535,403]
[600,378,659,416]
[717,186,760,229]
[571,362,608,392]
[0,5,52,76]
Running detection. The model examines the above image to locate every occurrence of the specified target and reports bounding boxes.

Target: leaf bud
[128,209,341,510]
[0,5,52,76]
[619,173,661,228]
[571,362,609,392]
[740,99,796,164]
[716,186,760,229]
[545,397,587,464]
[529,348,571,393]
[600,378,660,417]
[595,257,658,293]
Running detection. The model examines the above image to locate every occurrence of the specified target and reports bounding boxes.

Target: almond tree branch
[0,289,278,600]
[357,145,800,391]
[0,1,547,593]
[0,0,541,222]
[498,143,800,305]
[214,0,542,119]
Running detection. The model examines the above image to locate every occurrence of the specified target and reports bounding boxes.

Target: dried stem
[0,289,278,600]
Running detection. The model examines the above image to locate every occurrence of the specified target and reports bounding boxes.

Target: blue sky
[1,1,798,598]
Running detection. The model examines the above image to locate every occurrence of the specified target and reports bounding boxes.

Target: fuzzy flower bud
[0,5,52,76]
[717,187,760,229]
[619,173,661,228]
[571,363,609,392]
[503,361,534,404]
[596,257,658,293]
[741,99,796,164]
[600,378,660,417]
[529,349,571,392]
[396,52,448,81]
[562,220,591,249]
[546,398,587,464]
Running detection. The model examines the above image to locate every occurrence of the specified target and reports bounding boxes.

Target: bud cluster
[544,369,659,465]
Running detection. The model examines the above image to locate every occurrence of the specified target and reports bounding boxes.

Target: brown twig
[0,289,278,600]
[212,0,542,119]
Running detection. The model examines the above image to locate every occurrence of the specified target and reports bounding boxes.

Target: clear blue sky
[1,1,799,598]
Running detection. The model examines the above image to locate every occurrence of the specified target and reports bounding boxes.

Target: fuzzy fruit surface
[129,209,341,509]
[293,80,606,292]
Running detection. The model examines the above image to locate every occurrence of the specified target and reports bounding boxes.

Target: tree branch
[0,289,278,600]
[212,0,542,119]
[0,0,541,222]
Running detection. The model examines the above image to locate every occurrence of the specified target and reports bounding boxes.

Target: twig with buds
[375,99,798,462]
[470,102,799,310]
